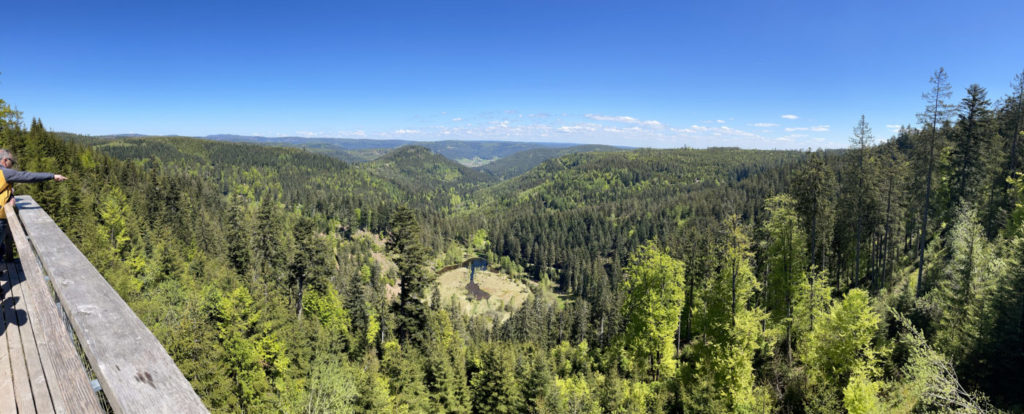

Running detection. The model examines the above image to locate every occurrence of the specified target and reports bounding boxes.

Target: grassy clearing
[435,268,531,323]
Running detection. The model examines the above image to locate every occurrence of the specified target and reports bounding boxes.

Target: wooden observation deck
[0,196,207,413]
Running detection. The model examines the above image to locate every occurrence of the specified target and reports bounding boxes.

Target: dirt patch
[385,279,401,302]
[465,282,491,300]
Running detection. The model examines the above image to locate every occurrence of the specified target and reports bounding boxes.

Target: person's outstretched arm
[1,168,67,183]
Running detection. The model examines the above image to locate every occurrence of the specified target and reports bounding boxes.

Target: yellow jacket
[0,170,11,219]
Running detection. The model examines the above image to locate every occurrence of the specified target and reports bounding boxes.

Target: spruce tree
[916,68,954,296]
[387,205,434,345]
[950,84,994,209]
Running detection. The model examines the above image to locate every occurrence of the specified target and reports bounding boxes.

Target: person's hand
[54,174,68,181]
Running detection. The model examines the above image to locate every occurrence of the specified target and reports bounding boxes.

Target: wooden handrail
[10,195,207,413]
[5,199,103,413]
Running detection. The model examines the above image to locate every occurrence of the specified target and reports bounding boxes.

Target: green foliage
[679,216,774,413]
[210,287,291,411]
[932,206,1007,364]
[764,194,807,361]
[0,96,22,131]
[553,374,600,414]
[388,205,436,345]
[891,312,993,413]
[621,241,685,379]
[302,358,360,413]
[302,286,351,340]
[470,343,524,413]
[843,364,885,414]
[802,289,881,411]
[791,150,837,270]
[480,144,621,179]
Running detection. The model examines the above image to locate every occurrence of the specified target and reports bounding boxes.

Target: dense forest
[1,66,1023,413]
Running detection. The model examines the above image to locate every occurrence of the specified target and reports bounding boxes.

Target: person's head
[0,149,13,168]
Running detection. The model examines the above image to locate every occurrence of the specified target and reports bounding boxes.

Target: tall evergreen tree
[916,68,955,296]
[791,150,837,274]
[1006,70,1024,186]
[950,84,994,209]
[840,115,880,288]
[387,205,434,345]
[764,194,807,363]
[290,216,332,319]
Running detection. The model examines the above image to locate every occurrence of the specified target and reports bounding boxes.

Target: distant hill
[478,144,621,179]
[363,145,496,194]
[475,147,804,212]
[206,134,577,165]
[77,135,409,230]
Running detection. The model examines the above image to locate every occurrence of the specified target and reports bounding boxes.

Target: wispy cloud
[885,124,901,130]
[451,117,463,122]
[716,119,726,124]
[753,122,779,127]
[781,114,799,120]
[556,124,601,133]
[394,129,421,134]
[784,125,829,132]
[585,113,663,127]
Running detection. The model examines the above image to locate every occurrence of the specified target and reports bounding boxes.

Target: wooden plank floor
[0,259,102,413]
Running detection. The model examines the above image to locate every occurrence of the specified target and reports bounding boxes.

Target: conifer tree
[840,115,881,288]
[791,150,836,273]
[916,68,955,296]
[387,205,434,345]
[950,84,994,208]
[764,194,807,363]
[934,206,1007,365]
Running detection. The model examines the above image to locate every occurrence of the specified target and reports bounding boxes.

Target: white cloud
[556,124,598,133]
[753,122,779,127]
[720,126,757,137]
[394,129,421,134]
[585,113,663,128]
[452,117,463,122]
[886,124,901,130]
[586,114,637,122]
[781,114,799,120]
[785,125,829,132]
[716,120,726,124]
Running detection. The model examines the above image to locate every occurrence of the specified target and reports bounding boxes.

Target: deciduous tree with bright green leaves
[621,241,685,380]
[802,288,881,412]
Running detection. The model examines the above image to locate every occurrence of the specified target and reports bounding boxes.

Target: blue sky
[2,0,1022,149]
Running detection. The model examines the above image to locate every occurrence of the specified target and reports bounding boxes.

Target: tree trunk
[918,126,936,297]
[297,276,305,320]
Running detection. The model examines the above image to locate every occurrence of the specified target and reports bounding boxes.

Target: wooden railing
[5,195,207,413]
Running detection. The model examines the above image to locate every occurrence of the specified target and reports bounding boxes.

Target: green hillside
[478,144,621,179]
[364,145,496,192]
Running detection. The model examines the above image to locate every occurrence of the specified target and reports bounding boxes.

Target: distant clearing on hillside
[436,268,530,323]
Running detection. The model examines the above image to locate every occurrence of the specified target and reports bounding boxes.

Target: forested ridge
[0,67,1022,413]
